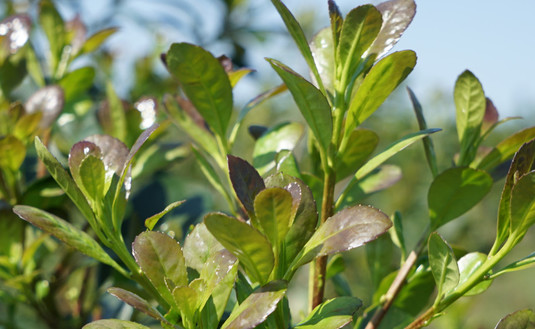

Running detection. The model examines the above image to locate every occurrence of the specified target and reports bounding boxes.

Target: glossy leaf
[275,150,301,179]
[510,171,535,243]
[24,85,64,128]
[228,155,265,216]
[335,128,378,181]
[83,320,150,329]
[337,5,382,83]
[13,205,124,273]
[310,27,335,93]
[145,200,185,230]
[221,280,287,329]
[0,135,25,171]
[268,58,332,152]
[477,127,535,172]
[78,155,106,202]
[428,232,459,299]
[253,122,304,175]
[294,296,362,329]
[291,205,391,271]
[355,128,439,180]
[81,27,117,54]
[167,42,233,137]
[253,187,294,250]
[367,0,416,59]
[428,167,492,229]
[59,67,95,101]
[457,252,492,296]
[495,309,535,329]
[108,287,165,321]
[0,15,31,55]
[344,50,416,134]
[183,222,226,273]
[454,70,486,165]
[328,0,343,49]
[132,231,188,303]
[204,212,274,284]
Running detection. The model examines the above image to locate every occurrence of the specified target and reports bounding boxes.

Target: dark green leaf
[294,296,362,329]
[107,287,166,321]
[428,167,492,229]
[428,232,459,299]
[326,254,346,280]
[24,85,64,128]
[204,213,274,284]
[495,309,535,329]
[145,200,185,230]
[344,50,416,133]
[228,155,265,216]
[83,320,150,329]
[366,234,394,289]
[80,27,117,54]
[221,280,287,329]
[510,171,535,244]
[335,128,378,181]
[253,122,304,175]
[368,0,416,59]
[0,135,25,171]
[132,231,188,304]
[183,222,225,273]
[167,43,233,137]
[390,211,406,260]
[59,67,95,101]
[268,58,332,152]
[477,127,535,172]
[12,205,124,274]
[253,187,294,250]
[454,70,486,165]
[457,252,492,296]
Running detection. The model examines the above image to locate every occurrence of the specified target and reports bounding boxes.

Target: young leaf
[132,231,188,304]
[428,232,459,300]
[253,187,294,250]
[221,280,287,329]
[457,252,492,296]
[367,0,417,59]
[83,320,150,329]
[454,70,486,165]
[173,284,200,326]
[145,200,185,230]
[510,171,535,244]
[12,205,125,274]
[166,42,233,137]
[107,287,166,322]
[477,127,535,172]
[228,155,265,216]
[204,212,274,284]
[268,58,333,152]
[428,167,492,230]
[494,309,535,329]
[335,128,379,181]
[294,296,362,329]
[344,50,417,138]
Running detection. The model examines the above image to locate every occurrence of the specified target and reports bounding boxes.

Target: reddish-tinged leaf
[228,155,265,216]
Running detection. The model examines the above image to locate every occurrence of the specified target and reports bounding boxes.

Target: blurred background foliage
[0,0,533,328]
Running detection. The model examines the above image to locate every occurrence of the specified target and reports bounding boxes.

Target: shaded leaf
[253,122,304,175]
[24,85,64,128]
[183,222,225,273]
[204,212,274,284]
[477,127,535,172]
[108,287,165,321]
[83,320,150,329]
[335,128,378,181]
[495,309,535,329]
[428,167,492,229]
[366,234,394,289]
[457,252,492,296]
[228,155,265,216]
[253,187,294,250]
[221,280,287,329]
[268,58,332,152]
[294,296,361,329]
[167,42,233,137]
[428,232,459,299]
[510,171,535,244]
[326,254,346,280]
[81,27,117,54]
[145,200,185,230]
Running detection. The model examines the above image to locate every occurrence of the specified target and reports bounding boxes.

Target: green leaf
[79,155,106,202]
[367,0,416,59]
[310,27,335,94]
[145,200,185,230]
[335,128,378,181]
[457,252,492,296]
[204,212,274,284]
[510,171,535,244]
[12,205,124,274]
[105,81,127,142]
[221,280,287,329]
[253,187,294,251]
[167,43,233,137]
[270,0,325,95]
[477,127,535,172]
[355,128,440,180]
[228,155,266,217]
[13,112,42,142]
[173,284,200,326]
[268,58,332,152]
[83,320,150,329]
[326,254,346,280]
[192,146,230,203]
[390,211,406,260]
[183,222,226,273]
[428,232,459,300]
[275,150,301,179]
[294,296,361,329]
[58,67,95,101]
[80,27,117,54]
[328,0,343,50]
[290,205,391,272]
[337,5,382,84]
[366,234,394,289]
[344,50,416,136]
[495,309,535,329]
[454,70,486,165]
[132,231,188,304]
[0,135,25,171]
[107,287,166,321]
[253,122,304,175]
[428,167,492,229]
[39,0,65,72]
